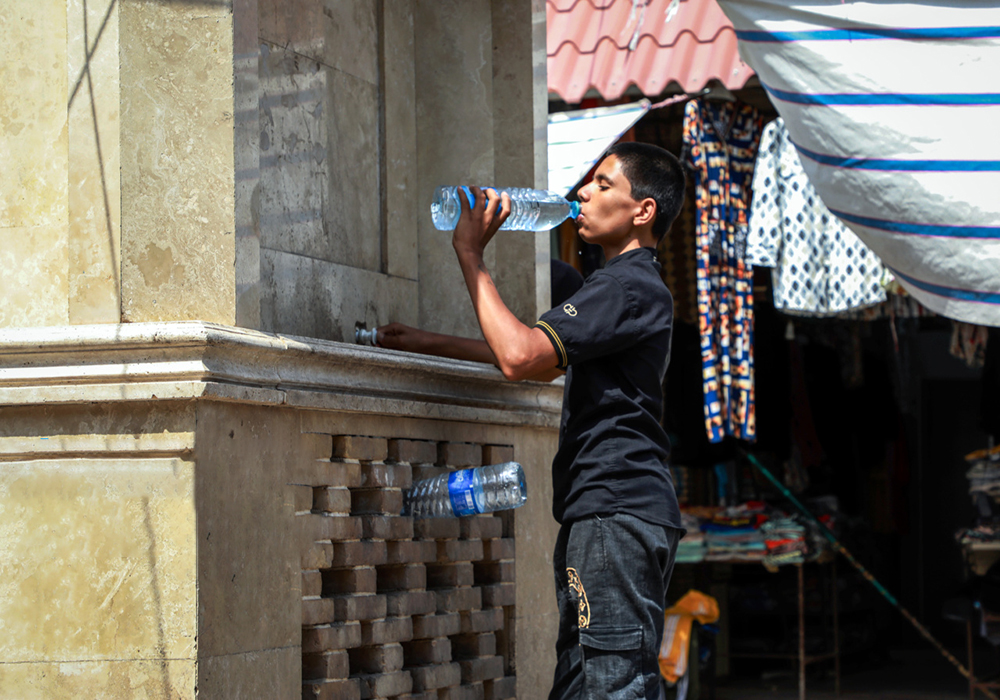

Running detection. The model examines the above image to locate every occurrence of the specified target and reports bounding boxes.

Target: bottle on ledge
[405,461,528,518]
[431,186,580,232]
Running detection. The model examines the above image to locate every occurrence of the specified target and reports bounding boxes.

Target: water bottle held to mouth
[431,186,580,232]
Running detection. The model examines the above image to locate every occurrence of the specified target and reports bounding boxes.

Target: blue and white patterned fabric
[717,1,1000,326]
[748,118,888,316]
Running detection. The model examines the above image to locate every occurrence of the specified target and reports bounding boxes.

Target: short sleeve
[535,272,638,370]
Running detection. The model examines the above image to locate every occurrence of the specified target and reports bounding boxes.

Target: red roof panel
[547,0,755,103]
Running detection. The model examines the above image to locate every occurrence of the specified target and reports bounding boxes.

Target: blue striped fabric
[718,1,1000,324]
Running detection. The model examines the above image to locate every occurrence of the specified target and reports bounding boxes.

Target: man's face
[575,155,641,246]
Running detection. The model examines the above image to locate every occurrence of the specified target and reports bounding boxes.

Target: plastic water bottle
[405,462,528,517]
[431,186,580,232]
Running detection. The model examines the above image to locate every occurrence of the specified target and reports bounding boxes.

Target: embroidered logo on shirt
[563,303,578,317]
[566,567,590,629]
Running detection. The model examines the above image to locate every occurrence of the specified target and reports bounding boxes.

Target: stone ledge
[0,322,563,428]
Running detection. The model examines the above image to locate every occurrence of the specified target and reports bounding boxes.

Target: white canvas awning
[717,1,1000,326]
[547,100,651,197]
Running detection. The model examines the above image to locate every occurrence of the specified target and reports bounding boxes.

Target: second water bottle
[405,462,527,518]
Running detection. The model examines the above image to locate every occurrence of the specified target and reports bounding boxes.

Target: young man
[385,142,685,698]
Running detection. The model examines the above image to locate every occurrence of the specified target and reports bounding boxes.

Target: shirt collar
[604,246,657,268]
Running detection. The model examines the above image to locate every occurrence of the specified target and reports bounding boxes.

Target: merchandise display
[675,500,830,566]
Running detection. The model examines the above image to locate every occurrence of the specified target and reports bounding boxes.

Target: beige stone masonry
[0,321,561,699]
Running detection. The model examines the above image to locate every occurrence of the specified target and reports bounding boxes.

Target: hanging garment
[683,97,764,443]
[748,118,888,316]
[950,321,989,369]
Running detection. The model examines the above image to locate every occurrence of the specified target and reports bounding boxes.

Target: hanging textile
[716,1,1000,327]
[949,321,989,369]
[683,97,764,443]
[748,118,888,316]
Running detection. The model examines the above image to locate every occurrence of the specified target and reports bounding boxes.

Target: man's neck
[601,235,655,261]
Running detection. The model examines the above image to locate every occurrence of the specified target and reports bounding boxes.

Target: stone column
[119,1,245,324]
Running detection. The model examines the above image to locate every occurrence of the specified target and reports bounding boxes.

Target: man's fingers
[483,187,500,218]
[498,192,512,224]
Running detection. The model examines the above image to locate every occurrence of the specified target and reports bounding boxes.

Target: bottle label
[448,469,480,517]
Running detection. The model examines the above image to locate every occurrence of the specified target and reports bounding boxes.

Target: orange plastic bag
[658,590,720,683]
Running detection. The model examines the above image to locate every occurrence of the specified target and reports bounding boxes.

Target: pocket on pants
[579,626,644,699]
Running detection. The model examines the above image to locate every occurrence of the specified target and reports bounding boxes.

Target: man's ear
[634,198,657,227]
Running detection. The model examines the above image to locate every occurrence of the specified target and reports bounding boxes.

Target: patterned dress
[682,98,764,443]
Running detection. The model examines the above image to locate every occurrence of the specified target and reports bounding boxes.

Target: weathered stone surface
[459,656,504,683]
[386,590,437,617]
[427,562,475,589]
[438,442,481,467]
[484,676,517,700]
[411,612,461,640]
[460,608,504,635]
[409,662,461,692]
[349,643,405,674]
[303,677,362,700]
[459,516,503,541]
[332,436,388,462]
[480,445,514,465]
[302,650,350,681]
[434,587,482,614]
[360,616,414,646]
[414,517,460,540]
[377,563,427,592]
[438,539,484,563]
[402,637,452,666]
[480,583,516,608]
[302,622,363,653]
[451,633,496,660]
[360,514,414,541]
[324,567,378,596]
[388,439,437,465]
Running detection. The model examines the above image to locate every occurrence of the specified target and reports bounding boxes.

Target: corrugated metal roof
[547,0,755,103]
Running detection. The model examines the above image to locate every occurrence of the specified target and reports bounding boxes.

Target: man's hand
[452,186,511,259]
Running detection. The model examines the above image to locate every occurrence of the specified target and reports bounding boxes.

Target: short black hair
[604,142,686,243]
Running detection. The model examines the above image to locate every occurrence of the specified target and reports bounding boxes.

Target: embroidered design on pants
[566,567,590,629]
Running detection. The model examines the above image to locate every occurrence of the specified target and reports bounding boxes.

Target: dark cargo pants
[549,512,680,700]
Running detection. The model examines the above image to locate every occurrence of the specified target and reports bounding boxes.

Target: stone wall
[296,434,517,700]
[0,323,561,699]
[0,0,548,340]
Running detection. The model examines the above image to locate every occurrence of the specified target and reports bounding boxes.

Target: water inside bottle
[431,186,577,232]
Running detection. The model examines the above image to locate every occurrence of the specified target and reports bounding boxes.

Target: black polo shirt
[536,247,681,529]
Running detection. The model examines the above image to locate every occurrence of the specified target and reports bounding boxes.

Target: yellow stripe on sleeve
[536,320,568,369]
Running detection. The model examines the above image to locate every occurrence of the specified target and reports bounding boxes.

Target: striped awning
[717,1,1000,326]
